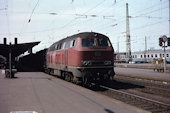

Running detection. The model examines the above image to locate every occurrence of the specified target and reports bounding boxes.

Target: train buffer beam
[4,69,17,78]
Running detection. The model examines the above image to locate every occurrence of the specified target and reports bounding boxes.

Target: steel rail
[115,74,170,85]
[144,85,170,92]
[100,85,170,108]
[116,76,170,92]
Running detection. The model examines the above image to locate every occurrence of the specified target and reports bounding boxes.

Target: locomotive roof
[49,32,108,49]
[66,32,108,39]
[59,32,108,42]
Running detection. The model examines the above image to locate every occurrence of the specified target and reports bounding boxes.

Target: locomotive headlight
[82,61,92,66]
[104,60,112,65]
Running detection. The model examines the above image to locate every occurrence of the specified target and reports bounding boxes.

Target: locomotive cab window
[55,44,58,50]
[54,43,61,50]
[97,38,111,47]
[81,37,111,47]
[55,43,62,50]
[70,40,76,48]
[61,42,66,49]
[82,38,95,47]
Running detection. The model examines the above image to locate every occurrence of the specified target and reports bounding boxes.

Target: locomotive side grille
[82,60,113,66]
[92,61,104,65]
[91,60,112,66]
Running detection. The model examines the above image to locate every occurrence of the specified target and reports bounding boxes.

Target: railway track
[114,75,170,100]
[47,73,170,112]
[115,75,170,89]
[132,86,170,99]
[98,85,170,113]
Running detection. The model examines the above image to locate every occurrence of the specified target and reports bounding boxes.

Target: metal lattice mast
[169,0,170,37]
[126,3,131,62]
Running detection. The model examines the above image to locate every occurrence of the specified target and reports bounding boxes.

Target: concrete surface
[0,71,150,113]
[115,63,170,71]
[115,67,170,82]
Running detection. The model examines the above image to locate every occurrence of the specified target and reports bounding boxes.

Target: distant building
[115,49,170,63]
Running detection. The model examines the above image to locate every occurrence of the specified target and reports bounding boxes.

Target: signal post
[159,35,170,72]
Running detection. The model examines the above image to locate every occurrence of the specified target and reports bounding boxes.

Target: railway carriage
[45,32,115,85]
[115,49,170,63]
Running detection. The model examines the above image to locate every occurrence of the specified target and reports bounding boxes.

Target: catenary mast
[126,3,131,62]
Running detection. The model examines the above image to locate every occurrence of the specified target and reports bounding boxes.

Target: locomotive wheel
[110,75,114,81]
[65,73,73,82]
[46,68,50,74]
[49,69,54,75]
[83,76,88,85]
[61,72,65,79]
[83,75,91,87]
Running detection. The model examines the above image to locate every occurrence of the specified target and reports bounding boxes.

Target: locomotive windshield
[82,38,96,47]
[82,37,111,47]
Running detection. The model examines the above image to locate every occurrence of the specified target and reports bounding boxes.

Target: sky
[0,0,169,53]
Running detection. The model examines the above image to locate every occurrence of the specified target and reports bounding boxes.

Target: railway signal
[159,35,169,72]
[168,38,170,46]
[159,38,163,46]
[159,35,168,47]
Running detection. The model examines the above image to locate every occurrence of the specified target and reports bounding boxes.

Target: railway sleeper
[149,108,169,113]
[137,105,155,110]
[125,100,145,105]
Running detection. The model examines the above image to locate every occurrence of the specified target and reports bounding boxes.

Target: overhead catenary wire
[82,0,106,14]
[28,0,40,23]
[0,0,122,35]
[4,0,11,41]
[69,1,120,34]
[50,0,108,38]
[105,2,169,38]
[0,0,7,11]
[130,0,168,16]
[19,0,32,37]
[1,0,169,52]
[3,1,166,36]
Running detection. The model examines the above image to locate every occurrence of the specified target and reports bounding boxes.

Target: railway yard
[1,0,170,113]
[0,65,170,113]
[1,32,170,113]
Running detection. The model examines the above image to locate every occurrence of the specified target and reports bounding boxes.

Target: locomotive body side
[45,32,115,84]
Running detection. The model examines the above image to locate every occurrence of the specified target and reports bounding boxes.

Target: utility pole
[163,41,166,72]
[144,36,147,63]
[159,35,168,72]
[117,37,119,53]
[145,36,147,52]
[117,42,119,53]
[9,43,12,78]
[126,3,131,62]
[169,0,170,37]
[117,37,119,60]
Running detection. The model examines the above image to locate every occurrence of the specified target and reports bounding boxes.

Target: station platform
[0,71,149,113]
[115,63,170,70]
[115,67,170,83]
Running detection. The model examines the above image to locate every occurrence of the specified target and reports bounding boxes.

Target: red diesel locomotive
[45,32,115,85]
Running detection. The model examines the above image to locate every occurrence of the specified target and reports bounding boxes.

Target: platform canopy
[0,42,40,58]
